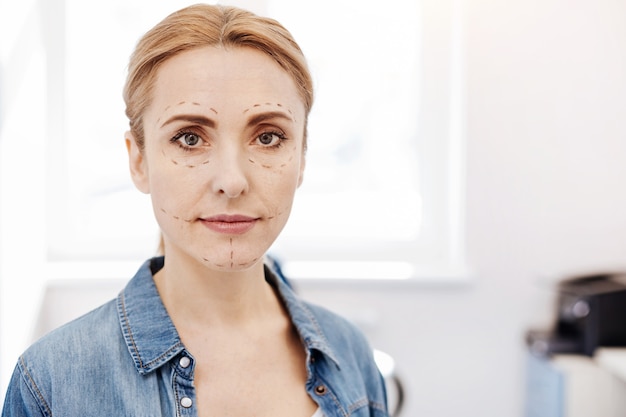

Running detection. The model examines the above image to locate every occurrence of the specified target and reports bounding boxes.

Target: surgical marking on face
[230,238,234,268]
[210,107,218,114]
[266,211,283,221]
[248,158,256,164]
[238,258,258,267]
[279,155,294,168]
[160,207,193,223]
[177,101,186,106]
[242,102,291,116]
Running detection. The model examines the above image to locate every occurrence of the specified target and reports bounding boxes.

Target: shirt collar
[117,257,339,375]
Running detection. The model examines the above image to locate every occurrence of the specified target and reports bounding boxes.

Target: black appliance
[526,272,626,357]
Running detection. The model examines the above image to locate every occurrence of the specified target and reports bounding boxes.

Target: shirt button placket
[175,353,196,415]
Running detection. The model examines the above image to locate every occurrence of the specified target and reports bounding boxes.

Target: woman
[2,4,388,417]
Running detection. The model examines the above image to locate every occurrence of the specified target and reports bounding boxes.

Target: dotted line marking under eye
[248,158,273,169]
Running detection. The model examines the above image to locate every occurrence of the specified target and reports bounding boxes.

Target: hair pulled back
[123,4,313,151]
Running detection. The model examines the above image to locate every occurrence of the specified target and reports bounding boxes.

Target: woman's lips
[200,214,258,234]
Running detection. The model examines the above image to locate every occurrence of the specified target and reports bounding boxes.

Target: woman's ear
[125,131,150,194]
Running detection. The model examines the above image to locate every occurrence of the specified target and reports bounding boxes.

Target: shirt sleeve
[1,359,49,417]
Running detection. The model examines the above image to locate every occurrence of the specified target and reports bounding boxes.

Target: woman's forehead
[149,46,305,117]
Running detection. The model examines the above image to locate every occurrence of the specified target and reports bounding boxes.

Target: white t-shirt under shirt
[312,407,325,417]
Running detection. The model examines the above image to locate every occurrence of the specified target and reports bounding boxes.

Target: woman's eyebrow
[246,111,294,127]
[160,114,217,129]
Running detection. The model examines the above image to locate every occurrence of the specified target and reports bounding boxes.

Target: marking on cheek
[261,164,273,169]
[201,159,210,165]
[177,101,186,106]
[248,158,256,165]
[210,108,218,114]
[192,102,200,106]
[266,211,283,221]
[279,155,294,168]
[277,103,283,107]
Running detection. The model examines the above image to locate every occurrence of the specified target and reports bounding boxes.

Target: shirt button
[180,397,193,408]
[179,356,191,368]
[315,385,327,395]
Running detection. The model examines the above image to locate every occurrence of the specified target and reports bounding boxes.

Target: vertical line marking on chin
[230,238,234,268]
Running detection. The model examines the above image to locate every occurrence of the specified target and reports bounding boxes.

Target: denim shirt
[2,257,388,417]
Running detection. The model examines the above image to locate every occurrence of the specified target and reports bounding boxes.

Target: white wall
[302,0,626,416]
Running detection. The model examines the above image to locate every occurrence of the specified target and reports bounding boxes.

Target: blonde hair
[123,3,314,151]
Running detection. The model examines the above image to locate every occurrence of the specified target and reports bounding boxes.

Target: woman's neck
[153,252,280,330]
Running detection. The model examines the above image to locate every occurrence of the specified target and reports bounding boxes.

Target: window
[3,0,466,281]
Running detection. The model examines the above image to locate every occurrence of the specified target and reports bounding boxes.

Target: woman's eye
[256,131,285,147]
[180,133,201,147]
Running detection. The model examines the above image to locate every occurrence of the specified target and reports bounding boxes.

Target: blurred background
[2,0,626,416]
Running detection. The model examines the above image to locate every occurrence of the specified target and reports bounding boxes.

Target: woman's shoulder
[21,298,124,367]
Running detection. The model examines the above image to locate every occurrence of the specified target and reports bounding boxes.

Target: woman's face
[127,46,306,271]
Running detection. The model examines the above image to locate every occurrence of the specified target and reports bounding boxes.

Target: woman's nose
[210,145,249,198]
